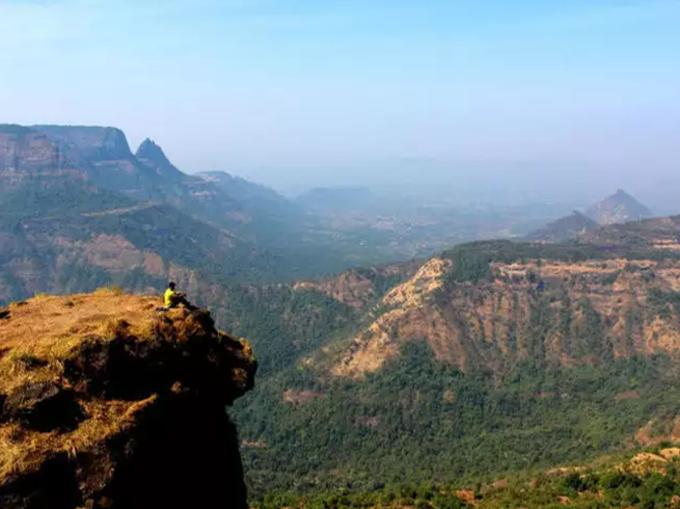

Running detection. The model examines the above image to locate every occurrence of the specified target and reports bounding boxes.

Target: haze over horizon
[1,0,679,200]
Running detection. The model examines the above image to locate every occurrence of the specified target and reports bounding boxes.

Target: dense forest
[228,240,680,502]
[237,340,680,496]
[257,458,680,509]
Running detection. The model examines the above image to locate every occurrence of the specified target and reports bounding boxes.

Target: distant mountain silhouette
[526,211,599,242]
[585,189,653,225]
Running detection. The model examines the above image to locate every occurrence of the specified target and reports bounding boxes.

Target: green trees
[256,465,680,509]
[238,329,680,497]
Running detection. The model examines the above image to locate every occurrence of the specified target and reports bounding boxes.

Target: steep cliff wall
[0,126,88,193]
[0,293,256,509]
[334,252,680,378]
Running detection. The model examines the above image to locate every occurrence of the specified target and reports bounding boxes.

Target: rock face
[32,126,135,163]
[332,239,680,379]
[32,125,162,201]
[0,293,256,509]
[0,125,88,192]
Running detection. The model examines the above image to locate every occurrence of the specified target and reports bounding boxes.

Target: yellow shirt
[164,288,177,307]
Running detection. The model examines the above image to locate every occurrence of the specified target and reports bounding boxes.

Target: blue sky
[0,0,679,192]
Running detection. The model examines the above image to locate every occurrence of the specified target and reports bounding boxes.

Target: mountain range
[0,124,295,304]
[5,122,680,505]
[11,125,305,244]
[3,122,627,307]
[1,123,423,305]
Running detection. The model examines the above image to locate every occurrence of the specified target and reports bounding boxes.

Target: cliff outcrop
[0,126,88,193]
[0,292,256,509]
[333,243,680,378]
[33,126,135,164]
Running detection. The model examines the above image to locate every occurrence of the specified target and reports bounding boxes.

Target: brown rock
[2,381,83,432]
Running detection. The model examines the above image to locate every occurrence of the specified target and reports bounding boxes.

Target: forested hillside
[233,226,680,499]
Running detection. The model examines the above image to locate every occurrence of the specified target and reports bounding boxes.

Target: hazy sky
[1,0,679,192]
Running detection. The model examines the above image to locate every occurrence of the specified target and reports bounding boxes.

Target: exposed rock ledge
[0,292,256,509]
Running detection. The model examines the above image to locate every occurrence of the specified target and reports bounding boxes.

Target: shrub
[95,285,125,296]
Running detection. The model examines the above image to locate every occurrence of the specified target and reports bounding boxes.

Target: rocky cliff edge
[0,292,256,509]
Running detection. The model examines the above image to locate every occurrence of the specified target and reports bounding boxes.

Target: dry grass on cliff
[0,291,255,502]
[0,293,179,398]
[0,293,187,480]
[0,294,161,355]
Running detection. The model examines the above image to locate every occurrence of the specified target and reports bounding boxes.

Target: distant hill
[198,171,291,207]
[581,214,680,249]
[525,211,599,242]
[585,189,653,225]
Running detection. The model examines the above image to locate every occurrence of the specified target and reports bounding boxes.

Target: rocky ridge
[331,238,680,379]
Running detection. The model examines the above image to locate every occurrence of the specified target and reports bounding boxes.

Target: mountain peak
[136,138,167,163]
[585,189,653,226]
[135,138,184,180]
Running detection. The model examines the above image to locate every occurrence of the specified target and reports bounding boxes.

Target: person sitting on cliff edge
[164,282,198,311]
